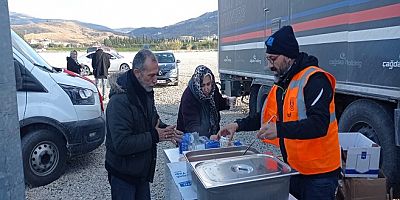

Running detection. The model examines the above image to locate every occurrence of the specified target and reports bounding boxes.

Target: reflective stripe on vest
[288,67,336,123]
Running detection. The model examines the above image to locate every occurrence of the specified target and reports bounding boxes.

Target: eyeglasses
[266,55,280,64]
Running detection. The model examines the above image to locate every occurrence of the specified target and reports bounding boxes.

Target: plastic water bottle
[180,132,199,154]
[205,140,220,149]
[219,136,229,147]
[233,140,242,146]
[179,133,190,154]
[191,132,199,150]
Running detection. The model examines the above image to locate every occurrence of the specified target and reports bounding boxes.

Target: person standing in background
[92,48,111,98]
[66,50,84,74]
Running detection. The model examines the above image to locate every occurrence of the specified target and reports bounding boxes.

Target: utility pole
[0,0,26,199]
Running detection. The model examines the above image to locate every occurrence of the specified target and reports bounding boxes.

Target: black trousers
[108,173,150,200]
[290,174,338,200]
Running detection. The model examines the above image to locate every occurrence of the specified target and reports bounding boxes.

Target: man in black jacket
[92,48,111,98]
[66,50,83,74]
[105,49,182,200]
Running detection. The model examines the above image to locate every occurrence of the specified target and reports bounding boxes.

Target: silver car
[155,52,180,86]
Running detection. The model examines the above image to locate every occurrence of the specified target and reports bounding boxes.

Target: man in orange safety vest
[219,25,341,200]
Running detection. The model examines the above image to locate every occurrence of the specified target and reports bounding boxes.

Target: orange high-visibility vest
[261,86,280,146]
[262,66,340,175]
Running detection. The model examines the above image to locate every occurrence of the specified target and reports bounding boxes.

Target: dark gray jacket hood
[108,71,126,98]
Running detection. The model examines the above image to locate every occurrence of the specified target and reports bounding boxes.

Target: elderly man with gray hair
[105,49,182,200]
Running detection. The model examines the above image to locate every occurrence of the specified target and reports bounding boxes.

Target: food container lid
[194,154,296,188]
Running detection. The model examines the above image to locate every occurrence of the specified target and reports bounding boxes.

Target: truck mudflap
[395,108,400,146]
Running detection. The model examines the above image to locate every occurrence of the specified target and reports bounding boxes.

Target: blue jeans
[290,175,338,200]
[108,174,150,200]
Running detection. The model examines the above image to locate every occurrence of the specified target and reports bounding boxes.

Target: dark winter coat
[177,85,229,138]
[92,49,111,79]
[66,56,81,74]
[105,69,160,183]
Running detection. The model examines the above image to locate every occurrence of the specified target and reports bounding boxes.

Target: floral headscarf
[189,65,218,135]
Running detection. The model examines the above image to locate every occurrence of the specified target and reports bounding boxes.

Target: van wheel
[339,99,400,195]
[22,129,67,187]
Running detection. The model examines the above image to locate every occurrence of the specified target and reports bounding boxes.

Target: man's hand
[217,123,239,142]
[256,122,277,140]
[209,134,219,140]
[171,129,183,146]
[156,125,176,142]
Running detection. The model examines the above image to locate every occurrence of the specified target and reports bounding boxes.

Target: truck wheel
[21,129,67,187]
[339,99,399,194]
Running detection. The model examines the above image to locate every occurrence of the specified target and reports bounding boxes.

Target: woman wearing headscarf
[177,65,232,138]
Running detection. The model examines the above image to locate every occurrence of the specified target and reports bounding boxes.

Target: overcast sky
[8,0,218,29]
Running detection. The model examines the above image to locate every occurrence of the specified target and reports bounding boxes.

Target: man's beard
[137,76,153,92]
[272,63,292,83]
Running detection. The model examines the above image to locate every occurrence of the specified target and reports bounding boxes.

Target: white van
[11,30,105,187]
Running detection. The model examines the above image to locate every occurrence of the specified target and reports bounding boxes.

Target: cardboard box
[339,132,380,178]
[337,171,388,200]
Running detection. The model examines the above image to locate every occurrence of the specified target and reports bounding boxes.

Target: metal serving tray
[185,147,298,200]
[194,154,295,189]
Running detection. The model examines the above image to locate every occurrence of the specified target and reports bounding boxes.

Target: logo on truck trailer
[382,55,400,70]
[223,56,232,62]
[249,54,262,64]
[329,53,362,68]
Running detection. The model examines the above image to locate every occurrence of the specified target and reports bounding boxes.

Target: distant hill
[128,11,217,39]
[114,28,136,33]
[9,11,218,44]
[11,21,122,45]
[10,12,125,45]
[73,21,115,33]
[10,12,116,33]
[9,12,48,25]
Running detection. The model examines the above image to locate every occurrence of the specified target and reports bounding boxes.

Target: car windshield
[11,30,54,72]
[156,53,175,63]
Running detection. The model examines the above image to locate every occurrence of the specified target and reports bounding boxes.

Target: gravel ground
[26,51,280,199]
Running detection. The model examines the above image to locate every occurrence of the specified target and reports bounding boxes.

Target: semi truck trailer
[218,0,400,195]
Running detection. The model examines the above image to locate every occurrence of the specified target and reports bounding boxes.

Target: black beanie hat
[265,26,299,59]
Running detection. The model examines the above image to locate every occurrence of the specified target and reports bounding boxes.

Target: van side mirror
[176,60,181,63]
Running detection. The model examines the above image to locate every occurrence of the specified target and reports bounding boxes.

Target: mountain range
[10,11,217,45]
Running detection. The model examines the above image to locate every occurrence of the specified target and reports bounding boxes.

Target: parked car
[155,51,180,86]
[78,50,132,76]
[12,30,105,187]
